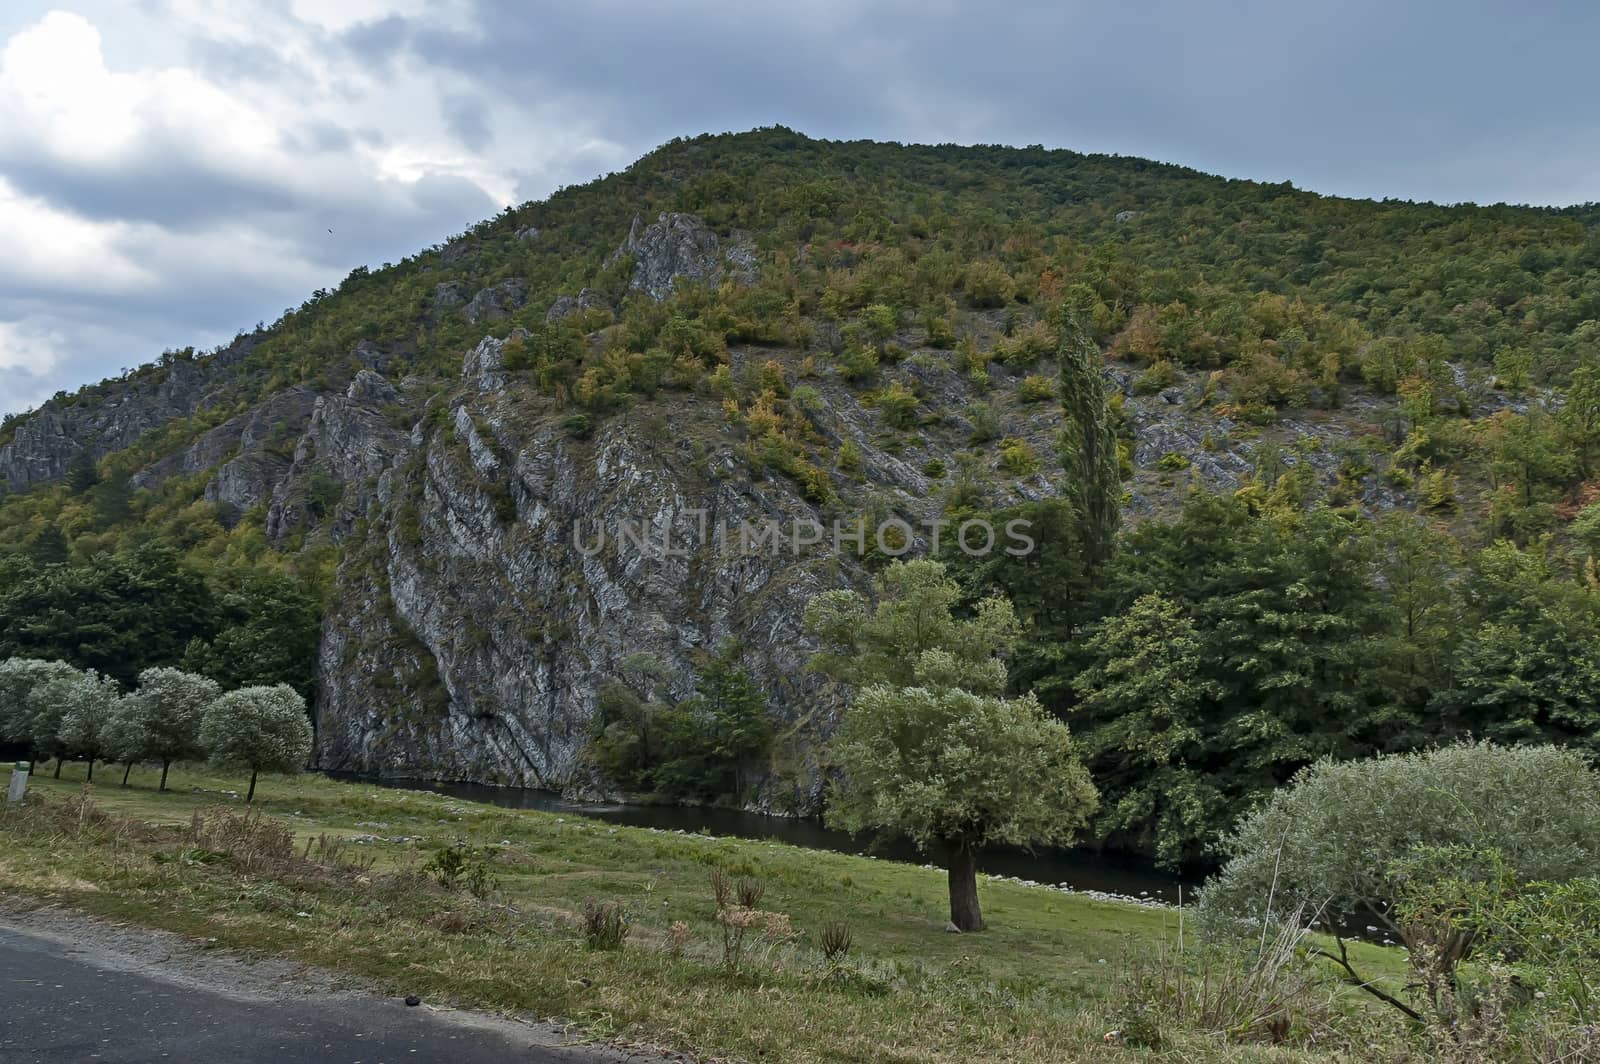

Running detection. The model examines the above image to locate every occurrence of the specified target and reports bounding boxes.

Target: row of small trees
[0,658,312,801]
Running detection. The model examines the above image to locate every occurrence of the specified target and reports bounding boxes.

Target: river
[329,773,1199,902]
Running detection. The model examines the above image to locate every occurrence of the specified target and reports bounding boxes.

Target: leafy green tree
[55,669,121,781]
[1430,540,1600,754]
[1369,513,1463,719]
[199,683,314,801]
[1068,498,1396,864]
[181,572,321,698]
[100,697,153,787]
[1070,593,1223,866]
[1561,357,1600,478]
[0,545,217,686]
[666,644,772,800]
[804,559,1019,693]
[807,560,1097,930]
[127,667,220,791]
[1200,743,1600,1016]
[0,657,83,771]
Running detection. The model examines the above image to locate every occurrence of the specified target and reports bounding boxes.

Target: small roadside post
[6,761,29,803]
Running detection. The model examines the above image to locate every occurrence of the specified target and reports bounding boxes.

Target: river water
[330,773,1198,902]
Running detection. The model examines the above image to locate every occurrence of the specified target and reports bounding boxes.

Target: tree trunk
[946,841,984,931]
[159,759,170,792]
[246,769,258,803]
[121,763,132,787]
[53,759,62,779]
[86,759,94,783]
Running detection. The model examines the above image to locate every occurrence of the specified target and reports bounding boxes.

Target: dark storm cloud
[381,0,1600,206]
[3,0,1598,416]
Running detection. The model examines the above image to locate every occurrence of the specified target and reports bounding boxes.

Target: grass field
[1,762,1413,1062]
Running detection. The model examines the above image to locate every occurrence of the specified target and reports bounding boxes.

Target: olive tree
[127,667,220,791]
[54,670,121,782]
[199,684,312,801]
[1200,742,1600,1017]
[806,560,1098,931]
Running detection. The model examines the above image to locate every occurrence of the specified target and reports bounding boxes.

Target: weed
[580,899,631,950]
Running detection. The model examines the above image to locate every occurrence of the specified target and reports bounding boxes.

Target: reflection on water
[329,773,1199,901]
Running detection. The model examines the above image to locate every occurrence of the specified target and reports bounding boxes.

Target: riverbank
[334,771,1197,904]
[1,764,1409,1062]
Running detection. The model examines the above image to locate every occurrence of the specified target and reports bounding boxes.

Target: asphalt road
[0,925,632,1064]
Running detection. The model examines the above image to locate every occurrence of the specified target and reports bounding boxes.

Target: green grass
[2,763,1412,1062]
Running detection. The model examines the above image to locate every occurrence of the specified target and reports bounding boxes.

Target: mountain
[2,127,1597,816]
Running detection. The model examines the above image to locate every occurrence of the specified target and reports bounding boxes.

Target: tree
[0,657,83,770]
[667,644,773,800]
[1070,593,1224,866]
[806,560,1097,931]
[100,697,153,787]
[127,667,220,791]
[1561,357,1600,478]
[0,545,217,685]
[181,572,322,699]
[804,559,1019,693]
[199,684,313,801]
[54,669,121,782]
[1200,743,1600,1015]
[1055,313,1121,572]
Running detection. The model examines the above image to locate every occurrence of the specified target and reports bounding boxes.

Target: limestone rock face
[461,279,527,325]
[610,212,757,300]
[1,333,270,493]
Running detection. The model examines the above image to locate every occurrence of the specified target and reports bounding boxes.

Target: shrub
[837,344,879,382]
[998,437,1040,476]
[422,842,499,898]
[580,899,631,950]
[993,321,1056,367]
[820,921,852,963]
[873,381,919,428]
[1017,375,1055,403]
[963,260,1013,308]
[1134,359,1179,395]
[1201,742,1600,1021]
[1157,451,1191,471]
[966,402,1002,445]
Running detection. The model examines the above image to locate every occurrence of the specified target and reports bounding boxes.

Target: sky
[1,1,1597,417]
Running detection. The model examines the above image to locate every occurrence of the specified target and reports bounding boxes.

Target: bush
[1134,359,1179,395]
[580,899,631,950]
[998,437,1040,476]
[993,321,1056,367]
[1201,742,1600,1021]
[873,381,919,428]
[1017,375,1055,403]
[422,842,499,898]
[966,402,1001,445]
[963,260,1013,308]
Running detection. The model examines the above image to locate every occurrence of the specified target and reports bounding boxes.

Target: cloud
[0,0,1597,418]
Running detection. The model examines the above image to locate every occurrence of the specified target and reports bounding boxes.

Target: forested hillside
[2,127,1598,866]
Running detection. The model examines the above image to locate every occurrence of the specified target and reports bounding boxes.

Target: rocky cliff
[0,202,1521,800]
